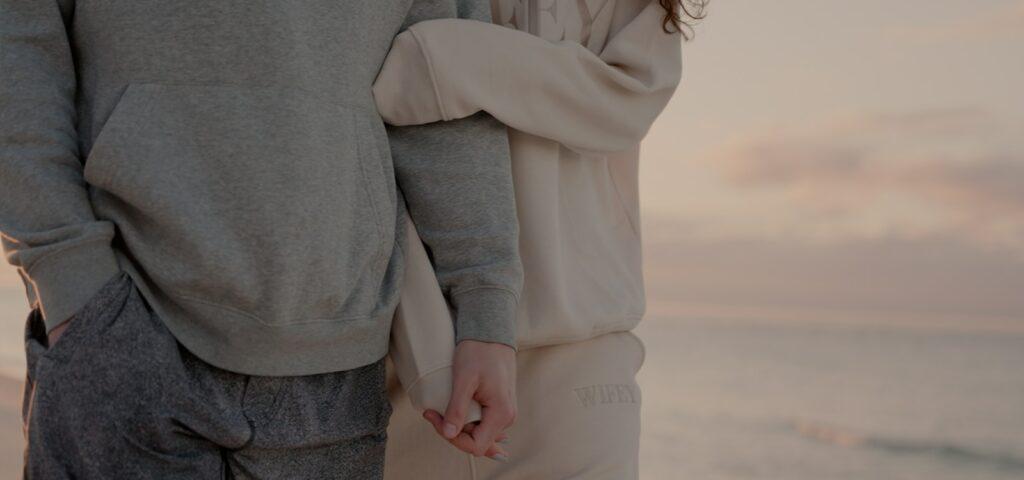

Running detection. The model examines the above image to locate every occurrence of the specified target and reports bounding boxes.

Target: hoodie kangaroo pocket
[84,83,393,327]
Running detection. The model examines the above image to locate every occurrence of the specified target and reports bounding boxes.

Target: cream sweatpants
[383,330,646,480]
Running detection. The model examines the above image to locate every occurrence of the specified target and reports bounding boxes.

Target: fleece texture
[376,0,680,417]
[0,0,522,376]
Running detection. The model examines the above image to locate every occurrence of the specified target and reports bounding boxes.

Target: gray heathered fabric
[23,271,393,479]
[0,0,523,376]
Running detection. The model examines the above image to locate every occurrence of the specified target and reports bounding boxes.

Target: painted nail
[443,422,459,439]
[497,438,511,445]
[489,453,510,463]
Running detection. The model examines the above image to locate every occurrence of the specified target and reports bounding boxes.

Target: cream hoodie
[375,0,682,415]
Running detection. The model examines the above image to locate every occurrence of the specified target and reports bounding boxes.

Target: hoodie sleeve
[389,212,483,422]
[373,0,683,155]
[387,0,523,348]
[1,0,123,332]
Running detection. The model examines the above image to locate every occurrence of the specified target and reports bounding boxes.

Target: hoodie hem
[122,260,394,377]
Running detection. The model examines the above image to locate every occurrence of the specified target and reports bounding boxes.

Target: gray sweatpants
[22,270,392,479]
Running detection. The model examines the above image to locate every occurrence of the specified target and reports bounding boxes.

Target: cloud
[703,108,1024,252]
[900,155,1024,217]
[642,219,1024,325]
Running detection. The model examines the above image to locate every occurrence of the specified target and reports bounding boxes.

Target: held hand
[423,339,517,461]
[422,410,510,461]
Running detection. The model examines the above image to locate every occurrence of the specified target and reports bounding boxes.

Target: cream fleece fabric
[376,0,681,415]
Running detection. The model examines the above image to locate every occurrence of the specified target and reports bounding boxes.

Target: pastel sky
[639,0,1024,327]
[645,0,1024,242]
[1,0,1022,337]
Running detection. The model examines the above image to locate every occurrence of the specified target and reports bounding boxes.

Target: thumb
[443,372,477,439]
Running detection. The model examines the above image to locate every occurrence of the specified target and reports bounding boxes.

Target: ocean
[635,315,1024,480]
[2,287,1023,479]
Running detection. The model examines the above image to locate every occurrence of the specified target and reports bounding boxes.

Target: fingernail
[497,438,511,445]
[443,422,458,439]
[489,453,510,463]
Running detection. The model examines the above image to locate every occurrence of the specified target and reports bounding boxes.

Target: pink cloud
[704,108,1024,251]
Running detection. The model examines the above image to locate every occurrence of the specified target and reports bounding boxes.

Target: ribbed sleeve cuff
[450,287,518,349]
[27,241,122,332]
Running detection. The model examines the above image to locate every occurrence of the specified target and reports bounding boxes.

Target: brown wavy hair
[659,0,709,39]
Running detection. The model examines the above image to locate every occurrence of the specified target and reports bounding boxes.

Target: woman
[375,0,704,477]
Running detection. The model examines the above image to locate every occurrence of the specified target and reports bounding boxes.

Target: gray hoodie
[0,0,522,376]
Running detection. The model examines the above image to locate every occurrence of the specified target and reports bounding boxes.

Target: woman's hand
[422,339,517,461]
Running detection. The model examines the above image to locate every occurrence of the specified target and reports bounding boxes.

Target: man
[0,1,520,478]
